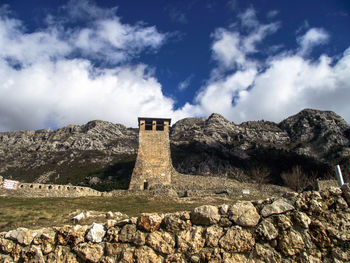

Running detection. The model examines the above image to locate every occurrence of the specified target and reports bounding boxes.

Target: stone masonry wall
[2,184,350,262]
[129,120,173,191]
[0,177,101,198]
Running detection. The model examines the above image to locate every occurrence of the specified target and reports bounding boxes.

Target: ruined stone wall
[0,179,101,198]
[129,120,173,190]
[2,185,350,262]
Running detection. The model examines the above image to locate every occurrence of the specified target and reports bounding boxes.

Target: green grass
[0,196,203,232]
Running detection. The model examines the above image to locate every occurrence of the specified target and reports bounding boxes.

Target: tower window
[143,181,149,190]
[156,120,164,131]
[145,120,153,130]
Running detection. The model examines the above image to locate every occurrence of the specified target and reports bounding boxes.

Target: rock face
[170,109,350,184]
[1,186,350,262]
[0,108,349,189]
[0,120,138,189]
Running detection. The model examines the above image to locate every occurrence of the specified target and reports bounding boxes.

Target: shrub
[281,165,315,192]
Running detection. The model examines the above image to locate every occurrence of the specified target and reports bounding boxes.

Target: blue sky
[0,0,349,131]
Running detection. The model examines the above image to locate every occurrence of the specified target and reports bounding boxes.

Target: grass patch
[0,195,202,232]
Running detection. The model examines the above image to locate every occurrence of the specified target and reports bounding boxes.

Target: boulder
[5,228,36,246]
[293,211,311,228]
[219,226,255,252]
[177,226,205,254]
[162,212,191,233]
[86,223,106,243]
[137,213,162,233]
[134,246,163,263]
[341,183,350,205]
[119,224,136,243]
[146,231,175,254]
[261,198,294,217]
[256,219,278,240]
[190,205,220,226]
[229,201,260,226]
[278,230,305,256]
[205,226,224,247]
[73,242,104,263]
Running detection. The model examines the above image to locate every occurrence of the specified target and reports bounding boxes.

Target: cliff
[1,185,350,262]
[1,109,350,190]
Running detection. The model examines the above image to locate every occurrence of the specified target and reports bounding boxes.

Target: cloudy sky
[0,0,349,131]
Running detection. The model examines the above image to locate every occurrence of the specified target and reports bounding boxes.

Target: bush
[251,166,271,188]
[281,165,315,192]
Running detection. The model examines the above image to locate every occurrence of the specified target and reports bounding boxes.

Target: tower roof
[138,117,171,126]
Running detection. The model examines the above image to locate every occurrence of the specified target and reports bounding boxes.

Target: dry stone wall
[0,177,101,197]
[2,185,350,262]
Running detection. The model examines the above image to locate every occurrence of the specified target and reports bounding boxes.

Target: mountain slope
[1,109,349,189]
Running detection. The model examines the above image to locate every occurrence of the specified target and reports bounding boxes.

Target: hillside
[1,109,349,190]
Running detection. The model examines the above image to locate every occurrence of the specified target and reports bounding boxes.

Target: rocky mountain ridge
[1,109,349,189]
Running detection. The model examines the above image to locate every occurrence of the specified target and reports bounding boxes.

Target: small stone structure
[0,178,101,198]
[129,117,174,191]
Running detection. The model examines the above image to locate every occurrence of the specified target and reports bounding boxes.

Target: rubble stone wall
[0,177,101,197]
[2,184,350,262]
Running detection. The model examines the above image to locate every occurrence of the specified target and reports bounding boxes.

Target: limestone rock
[261,198,294,217]
[309,221,331,248]
[190,205,220,226]
[86,223,106,243]
[162,213,191,233]
[341,183,350,205]
[146,231,175,254]
[73,242,104,263]
[278,230,305,256]
[56,225,88,246]
[255,243,281,263]
[104,227,119,243]
[221,251,248,262]
[277,214,292,230]
[177,226,205,254]
[293,211,311,228]
[205,225,224,247]
[256,219,278,240]
[27,245,45,263]
[119,224,136,243]
[5,228,36,246]
[132,230,146,246]
[119,247,135,263]
[105,243,130,258]
[134,246,163,263]
[47,245,79,263]
[0,237,15,254]
[137,213,162,233]
[219,226,255,252]
[165,253,186,263]
[229,201,260,226]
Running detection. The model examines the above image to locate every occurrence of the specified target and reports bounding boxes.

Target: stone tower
[129,117,173,190]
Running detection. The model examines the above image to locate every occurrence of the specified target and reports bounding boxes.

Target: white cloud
[178,75,193,91]
[211,29,245,69]
[0,1,180,131]
[211,11,279,70]
[267,10,279,19]
[297,28,329,56]
[0,59,185,131]
[177,9,350,125]
[238,8,258,29]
